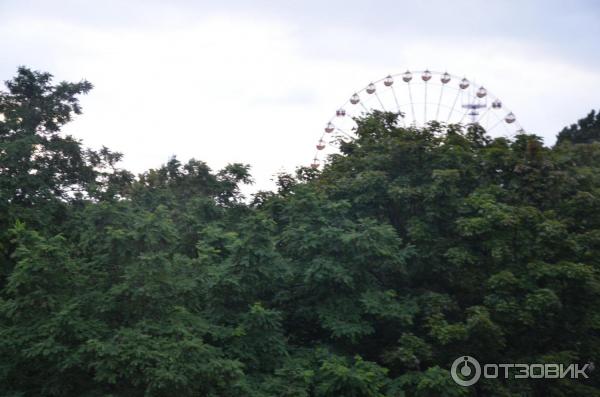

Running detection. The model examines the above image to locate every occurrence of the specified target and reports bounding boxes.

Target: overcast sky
[2,0,599,192]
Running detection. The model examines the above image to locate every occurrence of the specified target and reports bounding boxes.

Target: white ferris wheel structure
[312,70,525,169]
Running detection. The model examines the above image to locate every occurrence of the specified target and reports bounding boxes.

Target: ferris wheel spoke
[458,106,472,125]
[499,118,512,137]
[424,83,428,124]
[374,92,386,112]
[487,117,505,133]
[335,127,354,139]
[447,88,461,123]
[390,85,406,126]
[476,106,493,127]
[435,85,445,120]
[407,83,416,125]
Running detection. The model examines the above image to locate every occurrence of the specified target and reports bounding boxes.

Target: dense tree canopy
[1,68,599,396]
[556,109,600,145]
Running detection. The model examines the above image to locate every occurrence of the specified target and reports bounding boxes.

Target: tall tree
[556,109,600,145]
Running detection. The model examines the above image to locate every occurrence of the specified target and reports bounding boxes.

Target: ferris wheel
[312,70,525,169]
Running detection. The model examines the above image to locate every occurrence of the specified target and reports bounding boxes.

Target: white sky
[1,0,599,192]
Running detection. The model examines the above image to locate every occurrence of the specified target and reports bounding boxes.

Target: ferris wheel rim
[328,70,521,126]
[311,69,526,169]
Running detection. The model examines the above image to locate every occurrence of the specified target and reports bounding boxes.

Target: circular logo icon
[451,356,481,386]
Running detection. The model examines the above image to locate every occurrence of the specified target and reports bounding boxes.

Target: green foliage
[556,109,600,145]
[2,68,600,395]
[388,366,469,397]
[315,355,388,397]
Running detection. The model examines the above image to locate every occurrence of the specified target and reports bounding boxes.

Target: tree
[556,109,600,145]
[3,66,600,395]
[0,67,132,287]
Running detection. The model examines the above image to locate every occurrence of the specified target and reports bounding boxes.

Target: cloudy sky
[2,0,599,192]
